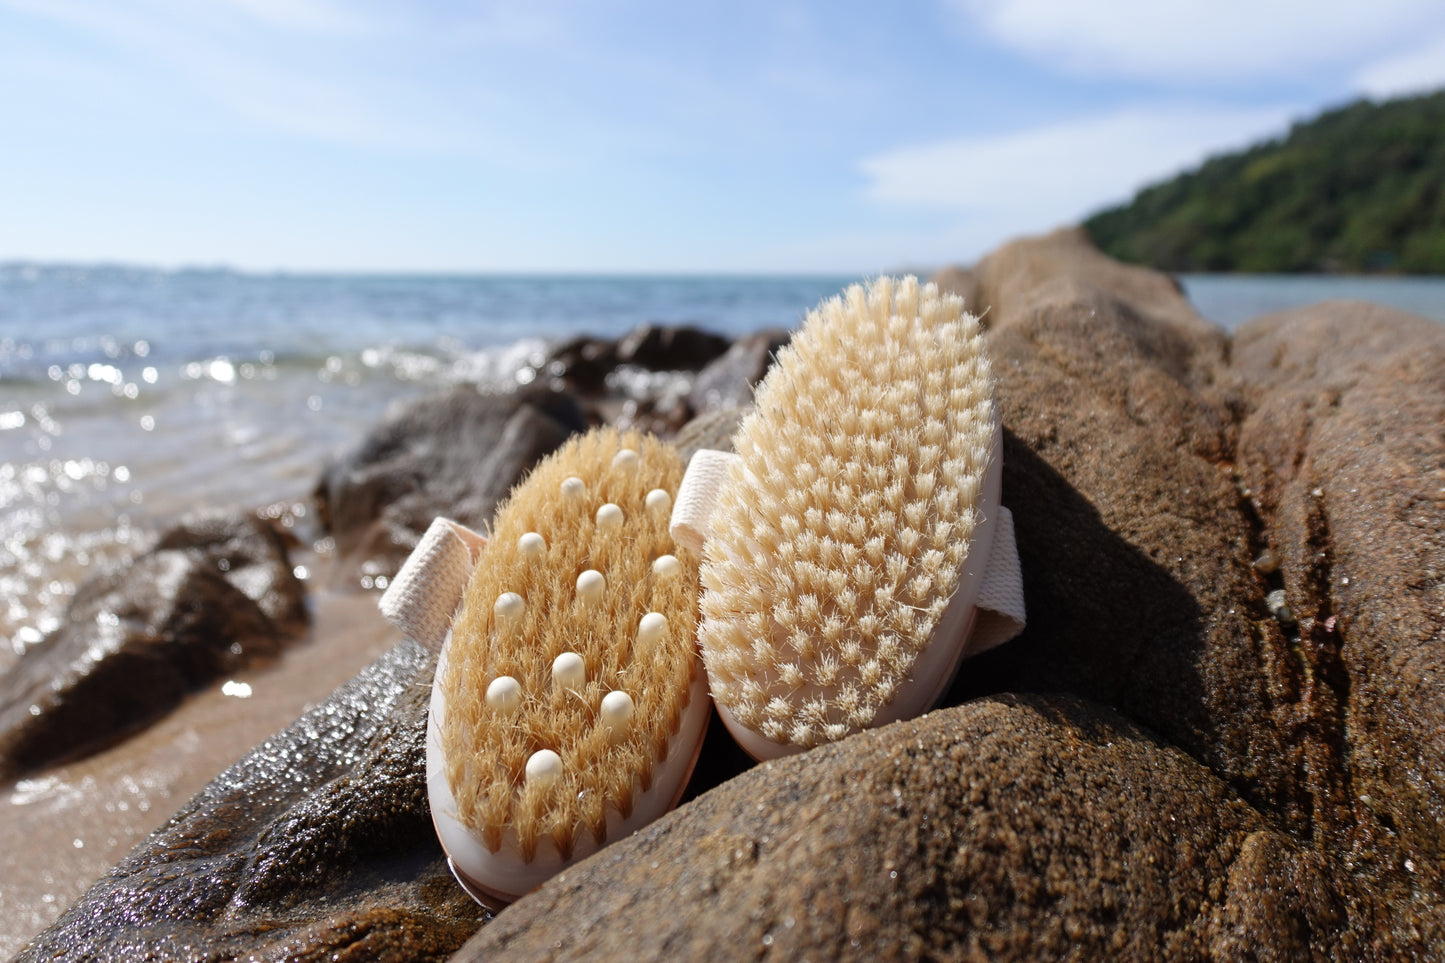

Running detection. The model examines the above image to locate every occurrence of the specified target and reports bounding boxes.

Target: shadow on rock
[948,432,1208,738]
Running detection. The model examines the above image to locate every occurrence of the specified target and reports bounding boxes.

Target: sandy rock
[1230,301,1445,918]
[15,638,487,962]
[950,227,1307,837]
[927,264,982,317]
[0,511,306,779]
[314,385,585,575]
[969,226,1210,339]
[458,695,1351,961]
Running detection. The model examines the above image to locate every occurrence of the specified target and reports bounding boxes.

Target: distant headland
[1084,89,1445,274]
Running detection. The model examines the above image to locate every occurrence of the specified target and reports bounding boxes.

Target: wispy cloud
[0,0,480,153]
[859,104,1298,261]
[947,0,1445,82]
[209,0,371,34]
[1355,32,1445,98]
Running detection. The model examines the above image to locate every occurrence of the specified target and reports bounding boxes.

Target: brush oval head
[697,275,1001,759]
[426,428,708,906]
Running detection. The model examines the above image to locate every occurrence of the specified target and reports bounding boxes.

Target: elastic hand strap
[377,517,487,652]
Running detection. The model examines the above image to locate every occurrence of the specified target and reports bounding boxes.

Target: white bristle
[552,651,586,692]
[637,612,668,649]
[596,503,624,530]
[612,448,639,472]
[697,275,997,753]
[517,532,547,558]
[652,554,681,578]
[525,749,563,788]
[485,676,523,714]
[645,489,672,514]
[560,476,586,500]
[576,569,606,604]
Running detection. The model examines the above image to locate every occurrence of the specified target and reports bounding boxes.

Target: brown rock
[686,327,789,412]
[971,226,1208,338]
[950,227,1304,837]
[671,403,749,464]
[615,323,732,370]
[457,695,1354,961]
[313,385,584,576]
[544,324,732,395]
[16,639,487,962]
[1231,301,1445,907]
[0,512,307,779]
[927,264,982,317]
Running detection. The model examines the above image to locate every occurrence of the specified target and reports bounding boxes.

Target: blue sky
[3,0,1444,273]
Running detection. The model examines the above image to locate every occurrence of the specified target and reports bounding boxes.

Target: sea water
[1179,273,1445,329]
[0,267,858,654]
[2,265,1443,656]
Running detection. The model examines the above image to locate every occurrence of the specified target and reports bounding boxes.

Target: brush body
[697,276,1000,758]
[427,428,707,905]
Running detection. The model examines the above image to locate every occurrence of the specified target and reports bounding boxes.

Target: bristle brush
[424,428,708,906]
[680,275,1023,760]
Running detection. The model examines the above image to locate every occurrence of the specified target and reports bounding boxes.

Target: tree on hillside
[1084,90,1445,274]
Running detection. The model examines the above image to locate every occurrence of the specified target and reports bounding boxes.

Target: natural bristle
[440,428,699,861]
[697,276,996,749]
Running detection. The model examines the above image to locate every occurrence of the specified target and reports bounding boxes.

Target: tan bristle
[698,275,995,748]
[440,429,699,860]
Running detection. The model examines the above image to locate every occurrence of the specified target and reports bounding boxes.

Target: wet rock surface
[544,323,732,392]
[542,323,784,437]
[0,511,307,780]
[23,237,1445,959]
[17,638,488,962]
[686,327,790,412]
[313,326,785,581]
[1230,301,1445,922]
[313,385,586,575]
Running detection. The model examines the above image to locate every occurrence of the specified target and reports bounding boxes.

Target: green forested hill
[1083,90,1445,273]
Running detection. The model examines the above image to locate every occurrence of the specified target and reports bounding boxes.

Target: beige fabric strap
[670,448,737,555]
[377,516,487,653]
[670,449,1027,652]
[963,505,1026,655]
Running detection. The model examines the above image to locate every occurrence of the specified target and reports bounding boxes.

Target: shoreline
[0,553,402,958]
